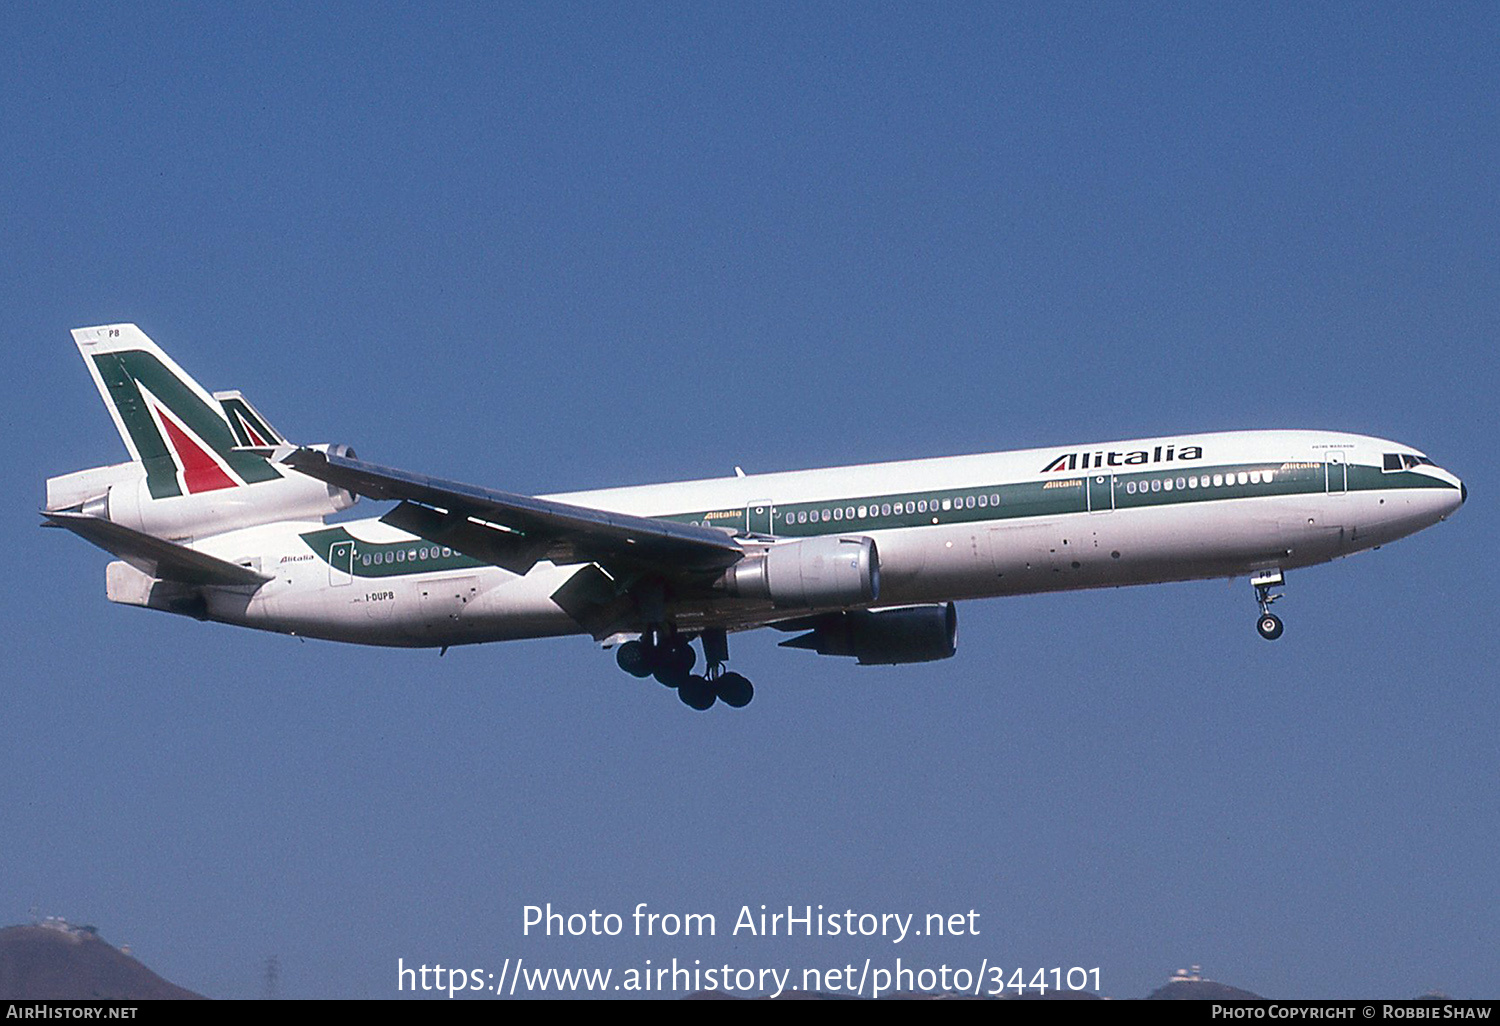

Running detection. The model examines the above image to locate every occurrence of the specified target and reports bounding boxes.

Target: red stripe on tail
[159,411,238,493]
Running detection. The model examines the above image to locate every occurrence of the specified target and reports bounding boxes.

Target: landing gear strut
[691,628,754,709]
[615,627,755,709]
[1252,571,1285,641]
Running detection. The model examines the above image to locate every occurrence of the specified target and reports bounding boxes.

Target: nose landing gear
[1252,571,1285,640]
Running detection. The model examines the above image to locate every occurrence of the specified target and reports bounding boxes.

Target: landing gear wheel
[1251,572,1287,642]
[653,638,696,688]
[715,672,754,708]
[615,640,654,678]
[677,675,717,710]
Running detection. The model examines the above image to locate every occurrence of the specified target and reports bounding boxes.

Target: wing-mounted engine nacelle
[781,603,958,664]
[719,535,880,610]
[46,443,360,538]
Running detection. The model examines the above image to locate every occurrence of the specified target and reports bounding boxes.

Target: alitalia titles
[1042,444,1203,473]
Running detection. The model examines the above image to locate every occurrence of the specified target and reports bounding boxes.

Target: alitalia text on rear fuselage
[1041,444,1204,473]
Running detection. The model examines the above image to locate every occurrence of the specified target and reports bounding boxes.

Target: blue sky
[3,3,1496,999]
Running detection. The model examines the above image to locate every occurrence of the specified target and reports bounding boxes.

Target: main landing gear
[1252,570,1285,641]
[614,627,755,710]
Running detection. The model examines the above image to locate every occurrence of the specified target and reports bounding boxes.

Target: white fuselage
[181,429,1464,648]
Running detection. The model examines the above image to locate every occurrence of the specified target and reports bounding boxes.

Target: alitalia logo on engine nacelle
[1042,444,1203,473]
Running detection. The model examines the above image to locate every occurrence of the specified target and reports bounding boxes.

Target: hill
[0,923,205,1000]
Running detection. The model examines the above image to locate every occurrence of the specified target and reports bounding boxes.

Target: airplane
[44,324,1466,710]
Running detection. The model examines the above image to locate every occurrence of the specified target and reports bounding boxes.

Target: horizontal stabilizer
[43,511,270,587]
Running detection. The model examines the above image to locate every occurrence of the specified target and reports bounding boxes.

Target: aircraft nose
[1444,476,1466,518]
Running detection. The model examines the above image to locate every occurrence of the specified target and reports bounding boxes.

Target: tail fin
[53,324,354,539]
[72,324,284,499]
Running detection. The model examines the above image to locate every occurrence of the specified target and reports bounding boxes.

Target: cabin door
[746,500,774,536]
[1325,452,1347,494]
[328,540,354,586]
[1087,474,1115,512]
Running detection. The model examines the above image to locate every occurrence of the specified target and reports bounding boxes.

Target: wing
[280,447,746,580]
[43,511,271,587]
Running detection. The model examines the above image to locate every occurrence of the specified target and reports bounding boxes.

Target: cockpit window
[1387,453,1435,471]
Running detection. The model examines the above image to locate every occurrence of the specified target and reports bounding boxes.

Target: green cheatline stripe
[94,351,282,498]
[301,527,486,578]
[665,461,1456,537]
[299,461,1455,574]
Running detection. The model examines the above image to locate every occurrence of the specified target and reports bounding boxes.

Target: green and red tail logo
[91,349,283,499]
[216,391,285,449]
